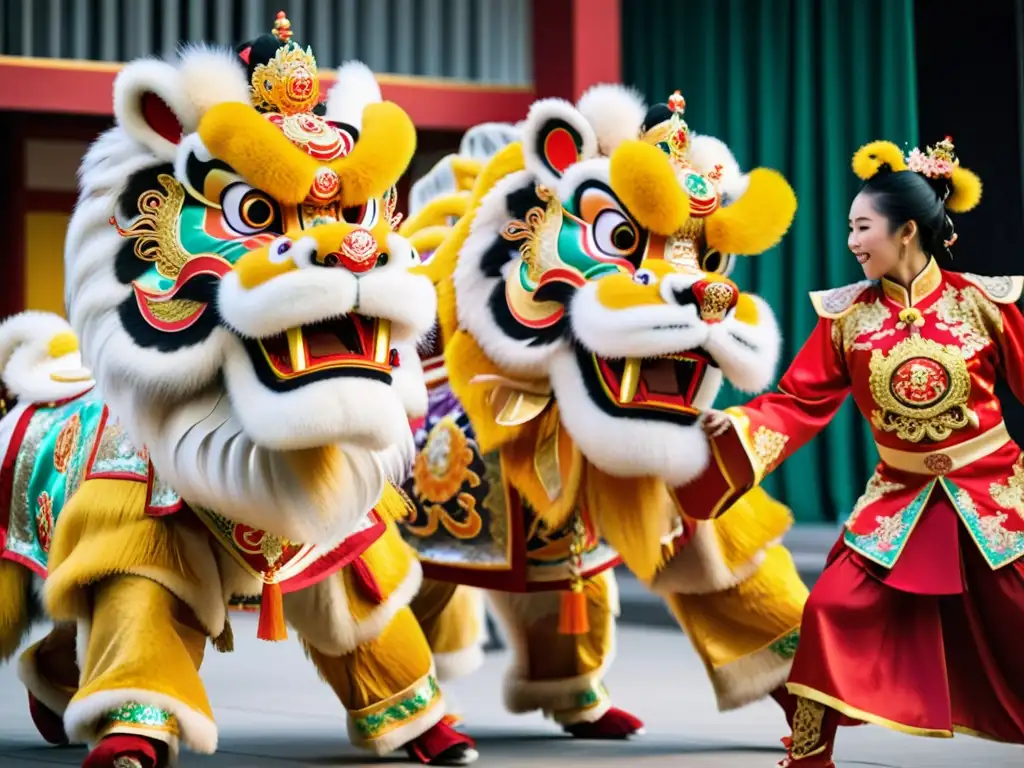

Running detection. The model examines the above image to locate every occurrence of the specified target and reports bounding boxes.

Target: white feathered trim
[704,294,782,394]
[577,83,647,156]
[176,44,250,117]
[113,59,194,159]
[325,60,382,133]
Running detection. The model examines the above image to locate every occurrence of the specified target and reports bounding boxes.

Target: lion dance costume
[398,87,810,734]
[708,138,1024,766]
[0,13,477,768]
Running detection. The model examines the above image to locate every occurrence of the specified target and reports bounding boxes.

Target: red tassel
[257,581,288,642]
[558,586,589,635]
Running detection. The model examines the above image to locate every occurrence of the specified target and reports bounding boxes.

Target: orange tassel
[558,585,589,635]
[257,581,288,642]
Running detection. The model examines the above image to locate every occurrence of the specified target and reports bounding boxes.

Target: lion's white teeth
[286,327,307,372]
[619,358,641,404]
[373,320,392,365]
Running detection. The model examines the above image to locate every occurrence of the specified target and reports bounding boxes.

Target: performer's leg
[410,580,487,683]
[18,621,79,745]
[659,544,807,719]
[67,575,215,768]
[302,606,477,764]
[941,541,1024,744]
[784,547,953,765]
[287,523,477,764]
[487,569,643,738]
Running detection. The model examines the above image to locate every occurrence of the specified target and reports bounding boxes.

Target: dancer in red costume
[700,137,1024,766]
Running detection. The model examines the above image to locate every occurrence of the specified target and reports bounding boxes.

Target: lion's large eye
[593,209,639,257]
[699,248,736,276]
[221,183,278,235]
[341,199,380,229]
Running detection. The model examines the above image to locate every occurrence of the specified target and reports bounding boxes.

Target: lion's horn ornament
[852,137,982,214]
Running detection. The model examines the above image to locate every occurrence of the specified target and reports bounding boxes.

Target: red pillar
[531,0,622,102]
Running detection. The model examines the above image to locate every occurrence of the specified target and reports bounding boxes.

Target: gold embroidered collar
[881,257,942,307]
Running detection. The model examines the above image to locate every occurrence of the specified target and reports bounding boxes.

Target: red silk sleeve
[997,299,1024,406]
[671,317,852,519]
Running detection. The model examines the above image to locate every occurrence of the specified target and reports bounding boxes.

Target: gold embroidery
[847,471,903,527]
[53,412,81,474]
[873,513,908,547]
[957,488,1019,553]
[926,285,1000,360]
[881,257,942,307]
[109,174,188,280]
[752,426,788,473]
[868,335,974,443]
[989,457,1024,522]
[833,300,892,352]
[407,417,485,539]
[791,697,827,759]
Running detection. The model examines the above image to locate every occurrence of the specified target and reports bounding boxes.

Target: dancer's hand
[699,409,732,439]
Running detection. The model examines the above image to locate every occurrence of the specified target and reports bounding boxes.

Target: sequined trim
[846,471,904,528]
[98,701,179,736]
[809,280,874,318]
[770,630,800,660]
[959,273,1024,304]
[943,478,1024,569]
[351,675,441,740]
[752,426,788,475]
[844,481,934,568]
[573,682,610,711]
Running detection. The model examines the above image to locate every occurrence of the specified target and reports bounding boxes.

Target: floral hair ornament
[851,137,982,214]
[906,136,958,180]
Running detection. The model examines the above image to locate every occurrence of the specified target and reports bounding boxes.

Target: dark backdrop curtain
[622,0,919,523]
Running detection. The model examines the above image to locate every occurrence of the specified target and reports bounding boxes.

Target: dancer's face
[848,191,914,281]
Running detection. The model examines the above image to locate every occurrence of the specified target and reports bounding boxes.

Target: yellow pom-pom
[947,166,982,213]
[47,331,79,359]
[851,140,907,180]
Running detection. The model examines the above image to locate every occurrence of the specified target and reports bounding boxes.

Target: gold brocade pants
[39,477,447,760]
[412,569,619,726]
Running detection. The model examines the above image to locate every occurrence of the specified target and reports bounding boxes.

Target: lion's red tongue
[641,359,681,395]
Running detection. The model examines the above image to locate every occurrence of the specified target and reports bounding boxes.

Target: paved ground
[0,613,1018,767]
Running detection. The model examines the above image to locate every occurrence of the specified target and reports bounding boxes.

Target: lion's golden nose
[691,278,738,323]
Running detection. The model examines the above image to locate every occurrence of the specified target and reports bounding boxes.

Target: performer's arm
[672,316,852,520]
[723,316,852,485]
[997,297,1024,405]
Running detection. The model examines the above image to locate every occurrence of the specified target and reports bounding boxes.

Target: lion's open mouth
[595,353,709,412]
[249,315,392,386]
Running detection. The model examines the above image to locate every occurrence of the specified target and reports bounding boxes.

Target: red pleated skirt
[787,496,1024,742]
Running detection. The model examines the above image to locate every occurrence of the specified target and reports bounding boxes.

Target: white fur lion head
[66,44,434,457]
[445,86,798,485]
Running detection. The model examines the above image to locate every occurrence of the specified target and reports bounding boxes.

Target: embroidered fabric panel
[351,675,441,741]
[88,412,149,480]
[843,481,935,568]
[942,478,1024,569]
[401,380,513,569]
[5,392,105,573]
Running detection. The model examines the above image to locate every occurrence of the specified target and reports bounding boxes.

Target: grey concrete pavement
[0,614,1018,767]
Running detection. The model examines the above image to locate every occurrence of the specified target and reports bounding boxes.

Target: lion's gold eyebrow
[198,102,321,205]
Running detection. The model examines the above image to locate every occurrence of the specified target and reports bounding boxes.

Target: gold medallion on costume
[868,335,974,442]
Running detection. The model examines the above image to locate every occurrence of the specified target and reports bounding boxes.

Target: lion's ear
[519,99,597,188]
[113,60,196,160]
